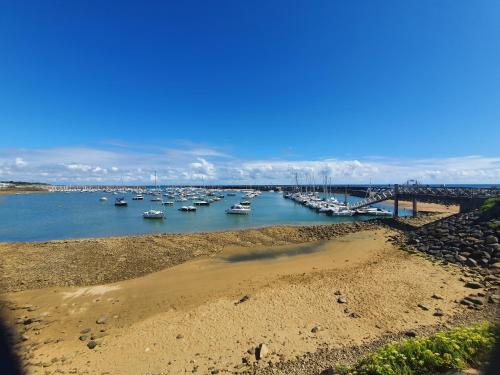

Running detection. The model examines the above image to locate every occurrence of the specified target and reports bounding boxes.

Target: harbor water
[0,191,410,242]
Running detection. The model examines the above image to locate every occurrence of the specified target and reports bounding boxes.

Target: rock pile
[405,211,499,272]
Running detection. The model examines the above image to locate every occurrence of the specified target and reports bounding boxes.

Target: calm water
[0,192,410,242]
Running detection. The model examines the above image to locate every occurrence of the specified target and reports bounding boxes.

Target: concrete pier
[393,184,399,218]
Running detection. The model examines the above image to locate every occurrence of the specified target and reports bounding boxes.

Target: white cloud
[66,163,92,172]
[0,144,498,184]
[187,158,216,180]
[15,157,27,167]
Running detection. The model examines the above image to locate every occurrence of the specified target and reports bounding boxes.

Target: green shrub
[339,323,499,375]
[480,198,500,220]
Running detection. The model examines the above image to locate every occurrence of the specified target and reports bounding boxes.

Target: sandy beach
[384,199,460,214]
[1,212,497,375]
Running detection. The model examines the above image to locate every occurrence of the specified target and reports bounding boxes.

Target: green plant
[479,198,500,221]
[481,197,500,212]
[338,323,499,375]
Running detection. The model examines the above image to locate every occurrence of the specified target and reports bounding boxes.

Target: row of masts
[292,173,339,201]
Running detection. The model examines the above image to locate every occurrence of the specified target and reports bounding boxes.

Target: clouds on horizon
[0,144,499,185]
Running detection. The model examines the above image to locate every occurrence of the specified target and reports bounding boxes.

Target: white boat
[114,197,127,206]
[142,173,164,218]
[143,209,164,219]
[226,204,251,214]
[179,206,196,212]
[132,194,144,200]
[193,200,209,206]
[99,197,108,201]
[239,201,251,206]
[356,207,392,216]
[161,201,174,205]
[326,207,355,216]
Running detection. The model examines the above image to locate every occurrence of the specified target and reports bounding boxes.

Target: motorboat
[99,196,108,201]
[143,209,164,219]
[161,201,174,206]
[114,197,127,206]
[178,206,197,212]
[150,196,162,202]
[239,201,251,206]
[326,207,355,216]
[226,204,251,214]
[356,207,392,216]
[193,200,209,206]
[132,194,144,200]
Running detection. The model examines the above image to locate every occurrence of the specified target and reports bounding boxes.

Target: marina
[0,188,407,242]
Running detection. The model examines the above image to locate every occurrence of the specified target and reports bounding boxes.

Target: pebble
[488,295,499,304]
[96,316,108,324]
[319,369,336,375]
[256,343,269,360]
[311,325,322,333]
[464,296,484,305]
[404,330,417,337]
[464,281,483,289]
[432,293,443,300]
[417,303,429,311]
[87,340,97,349]
[434,308,444,317]
[337,297,347,304]
[236,295,251,305]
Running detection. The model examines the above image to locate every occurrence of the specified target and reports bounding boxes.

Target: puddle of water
[223,241,327,263]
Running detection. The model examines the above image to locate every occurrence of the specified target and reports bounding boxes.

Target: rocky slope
[404,210,500,272]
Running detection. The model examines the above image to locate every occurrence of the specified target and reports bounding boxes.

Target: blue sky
[0,1,499,184]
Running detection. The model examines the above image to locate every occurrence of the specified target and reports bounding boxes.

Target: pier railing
[347,185,499,213]
[347,189,395,210]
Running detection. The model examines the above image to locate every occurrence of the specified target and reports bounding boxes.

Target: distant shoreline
[0,189,49,195]
[0,182,51,195]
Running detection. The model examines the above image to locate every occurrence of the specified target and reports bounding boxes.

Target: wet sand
[1,228,489,375]
[1,221,383,292]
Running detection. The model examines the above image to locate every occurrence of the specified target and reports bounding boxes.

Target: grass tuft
[338,322,499,375]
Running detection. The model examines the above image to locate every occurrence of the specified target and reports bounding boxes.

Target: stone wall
[405,210,500,272]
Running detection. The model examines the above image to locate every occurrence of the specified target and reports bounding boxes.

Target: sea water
[0,191,409,242]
